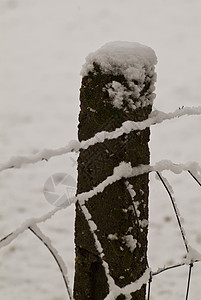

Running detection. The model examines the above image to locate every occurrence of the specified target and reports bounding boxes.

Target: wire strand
[156,171,189,253]
[147,273,152,300]
[185,263,193,300]
[28,226,73,300]
[188,170,201,187]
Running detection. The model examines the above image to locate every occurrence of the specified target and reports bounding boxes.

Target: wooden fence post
[74,42,157,299]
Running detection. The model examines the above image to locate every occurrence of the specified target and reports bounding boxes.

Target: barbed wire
[0,106,200,172]
[147,170,201,300]
[0,107,201,299]
[155,171,189,253]
[0,167,200,299]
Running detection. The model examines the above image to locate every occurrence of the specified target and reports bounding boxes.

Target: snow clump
[81,41,157,111]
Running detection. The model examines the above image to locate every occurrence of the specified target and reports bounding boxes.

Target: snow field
[0,0,201,299]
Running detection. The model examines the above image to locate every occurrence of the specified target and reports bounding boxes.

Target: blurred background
[0,0,200,299]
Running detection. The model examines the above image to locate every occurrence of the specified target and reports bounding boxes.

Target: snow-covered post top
[74,42,157,300]
[81,41,157,113]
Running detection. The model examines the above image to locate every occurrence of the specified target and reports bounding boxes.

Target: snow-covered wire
[148,255,200,298]
[125,181,141,229]
[0,106,201,172]
[185,263,193,300]
[156,171,189,253]
[0,102,201,299]
[0,160,201,298]
[155,171,201,300]
[0,206,61,249]
[0,224,73,299]
[28,225,73,300]
[125,180,150,267]
[1,160,201,250]
[103,267,151,300]
[78,201,148,298]
[0,232,13,243]
[77,202,115,296]
[78,201,147,298]
[76,160,201,208]
[150,259,200,277]
[188,170,201,187]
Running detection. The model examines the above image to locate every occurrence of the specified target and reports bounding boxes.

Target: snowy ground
[0,0,201,299]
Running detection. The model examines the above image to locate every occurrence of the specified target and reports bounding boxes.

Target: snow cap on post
[81,41,157,110]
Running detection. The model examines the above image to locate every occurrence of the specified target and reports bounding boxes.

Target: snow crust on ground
[0,0,201,299]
